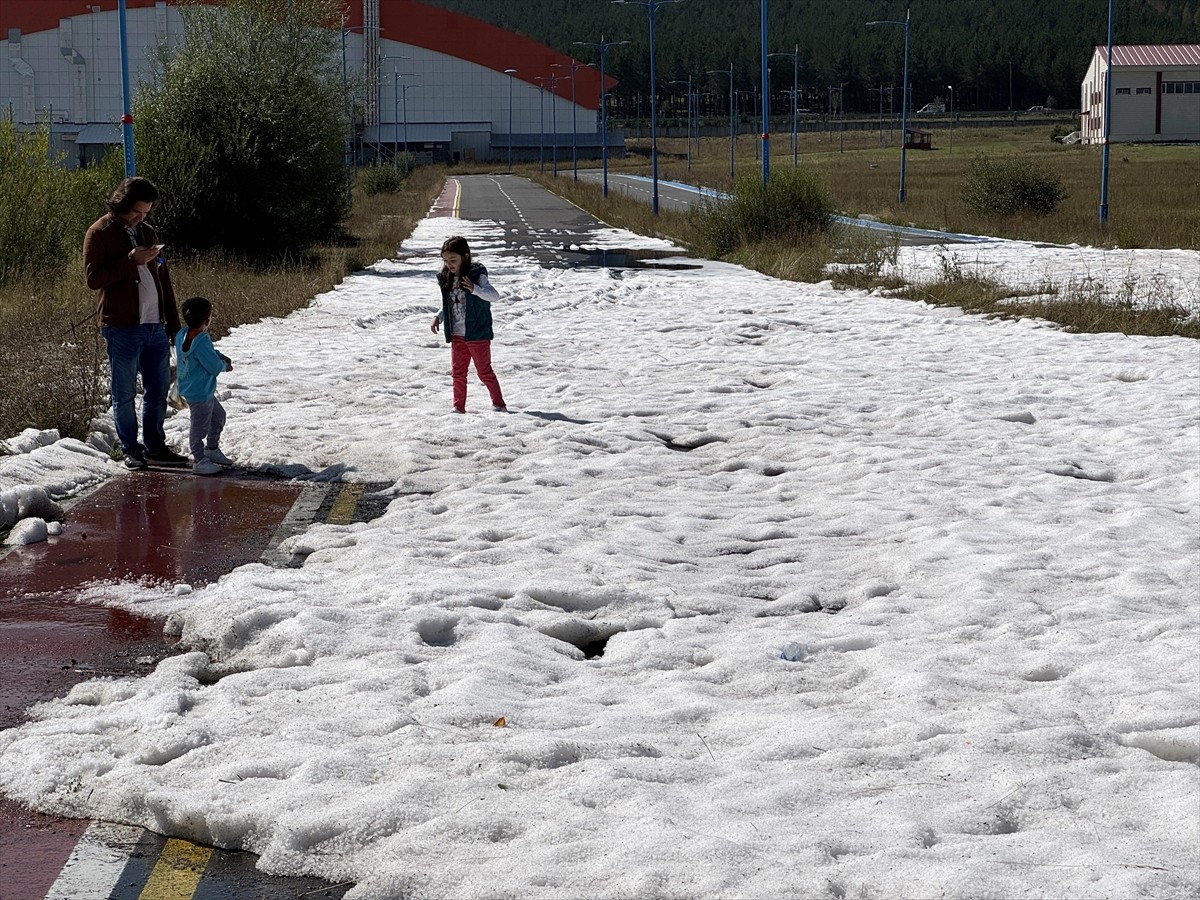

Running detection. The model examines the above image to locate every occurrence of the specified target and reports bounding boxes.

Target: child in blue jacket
[175,296,234,475]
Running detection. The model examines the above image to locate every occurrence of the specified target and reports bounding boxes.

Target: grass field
[608,124,1200,251]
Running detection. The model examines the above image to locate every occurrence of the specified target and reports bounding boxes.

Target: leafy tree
[134,0,350,257]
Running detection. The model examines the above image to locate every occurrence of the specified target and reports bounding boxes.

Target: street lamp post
[708,65,735,179]
[947,83,954,152]
[534,77,549,173]
[759,0,769,186]
[614,0,683,215]
[1099,0,1114,225]
[768,45,799,167]
[867,8,911,203]
[400,81,419,166]
[117,0,135,175]
[668,77,693,171]
[574,36,629,198]
[541,74,561,177]
[381,55,411,166]
[551,60,586,180]
[504,68,517,171]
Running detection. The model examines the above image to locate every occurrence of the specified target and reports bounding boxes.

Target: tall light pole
[381,55,411,166]
[574,36,629,197]
[117,0,135,175]
[946,83,954,152]
[867,8,911,203]
[668,78,693,171]
[538,73,562,177]
[769,45,799,168]
[551,60,586,180]
[1099,0,1114,225]
[534,76,549,173]
[400,80,419,166]
[760,0,769,186]
[614,0,683,215]
[708,65,735,179]
[504,68,517,171]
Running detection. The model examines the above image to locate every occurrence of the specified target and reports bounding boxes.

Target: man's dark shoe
[145,447,189,467]
[123,450,147,470]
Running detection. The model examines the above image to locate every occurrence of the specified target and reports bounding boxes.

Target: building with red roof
[1080,44,1200,144]
[0,0,621,166]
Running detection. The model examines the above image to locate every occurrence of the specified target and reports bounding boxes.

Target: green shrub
[134,0,350,258]
[961,155,1067,216]
[0,121,121,286]
[360,163,405,196]
[691,167,834,256]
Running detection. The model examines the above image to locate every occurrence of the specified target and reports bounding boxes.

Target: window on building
[1115,87,1131,95]
[1136,87,1151,94]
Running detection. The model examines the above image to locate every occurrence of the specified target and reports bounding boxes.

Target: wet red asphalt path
[0,470,354,899]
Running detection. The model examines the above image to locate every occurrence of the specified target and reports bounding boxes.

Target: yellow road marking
[327,483,366,525]
[452,177,461,217]
[139,838,211,899]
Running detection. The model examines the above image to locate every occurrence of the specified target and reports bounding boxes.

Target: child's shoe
[206,448,234,467]
[192,459,222,476]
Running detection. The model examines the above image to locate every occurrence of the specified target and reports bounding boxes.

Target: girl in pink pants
[430,235,507,413]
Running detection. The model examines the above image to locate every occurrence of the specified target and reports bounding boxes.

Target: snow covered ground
[884,239,1200,316]
[1,213,1198,899]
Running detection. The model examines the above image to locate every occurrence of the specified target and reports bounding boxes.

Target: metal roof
[1096,45,1200,67]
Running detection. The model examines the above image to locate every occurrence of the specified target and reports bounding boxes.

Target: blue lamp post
[867,8,911,203]
[1099,0,1114,225]
[760,0,769,186]
[573,36,629,197]
[614,0,683,215]
[117,0,135,175]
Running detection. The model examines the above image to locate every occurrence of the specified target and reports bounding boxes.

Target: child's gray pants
[188,397,226,462]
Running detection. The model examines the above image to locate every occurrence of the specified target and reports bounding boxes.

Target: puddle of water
[563,248,702,271]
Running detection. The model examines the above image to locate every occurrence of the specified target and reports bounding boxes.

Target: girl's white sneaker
[206,448,234,466]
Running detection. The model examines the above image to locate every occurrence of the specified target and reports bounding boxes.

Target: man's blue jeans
[102,324,170,455]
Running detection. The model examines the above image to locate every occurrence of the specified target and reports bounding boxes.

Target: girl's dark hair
[106,177,160,215]
[181,296,213,329]
[438,235,472,286]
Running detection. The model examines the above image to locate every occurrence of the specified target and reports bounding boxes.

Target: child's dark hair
[438,235,472,287]
[181,296,213,329]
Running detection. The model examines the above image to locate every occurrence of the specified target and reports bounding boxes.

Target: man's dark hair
[181,296,213,329]
[107,177,160,216]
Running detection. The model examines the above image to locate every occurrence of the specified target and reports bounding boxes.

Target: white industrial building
[1080,44,1200,144]
[0,0,620,167]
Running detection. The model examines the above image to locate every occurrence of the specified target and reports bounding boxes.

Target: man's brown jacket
[83,213,181,335]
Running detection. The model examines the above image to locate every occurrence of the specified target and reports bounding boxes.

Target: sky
[1,215,1199,899]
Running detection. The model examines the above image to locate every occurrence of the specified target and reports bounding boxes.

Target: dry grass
[0,165,446,442]
[530,138,1198,339]
[618,124,1200,250]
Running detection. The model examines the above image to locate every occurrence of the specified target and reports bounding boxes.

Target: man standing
[84,177,188,469]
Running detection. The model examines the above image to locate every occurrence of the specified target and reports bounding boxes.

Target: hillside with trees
[423,0,1197,116]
